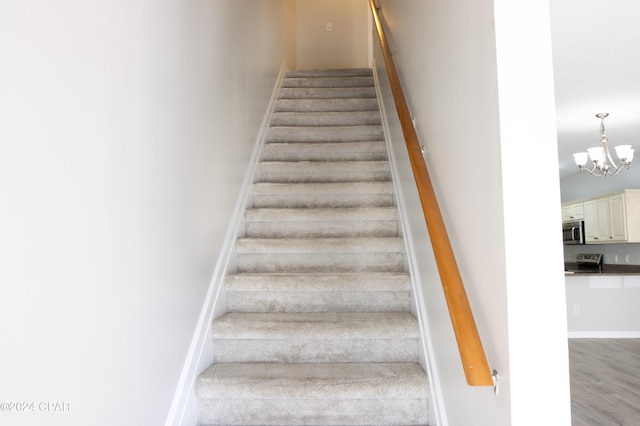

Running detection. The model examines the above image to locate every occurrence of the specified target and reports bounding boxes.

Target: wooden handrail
[368,0,493,386]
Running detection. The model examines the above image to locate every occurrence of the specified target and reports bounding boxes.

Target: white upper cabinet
[561,202,584,221]
[608,193,627,241]
[579,190,640,243]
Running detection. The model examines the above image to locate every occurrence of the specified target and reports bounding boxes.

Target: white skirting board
[372,64,448,426]
[164,61,288,426]
[568,331,640,339]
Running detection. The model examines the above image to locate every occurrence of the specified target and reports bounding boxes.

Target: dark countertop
[564,262,640,276]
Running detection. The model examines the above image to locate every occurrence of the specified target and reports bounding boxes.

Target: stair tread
[226,272,410,292]
[196,362,428,399]
[212,312,418,339]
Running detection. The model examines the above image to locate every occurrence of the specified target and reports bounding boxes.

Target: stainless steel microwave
[562,220,585,245]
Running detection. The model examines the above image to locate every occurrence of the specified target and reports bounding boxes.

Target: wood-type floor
[570,338,640,425]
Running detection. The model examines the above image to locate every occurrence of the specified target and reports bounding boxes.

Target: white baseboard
[165,61,288,426]
[568,331,640,339]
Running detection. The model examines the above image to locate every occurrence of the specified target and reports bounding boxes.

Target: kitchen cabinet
[583,198,614,242]
[608,193,627,241]
[562,201,584,221]
[582,190,640,243]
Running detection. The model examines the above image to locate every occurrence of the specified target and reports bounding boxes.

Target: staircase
[195,68,430,425]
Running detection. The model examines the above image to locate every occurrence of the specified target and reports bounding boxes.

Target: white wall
[561,167,640,202]
[296,0,369,69]
[0,1,295,425]
[566,275,640,336]
[564,241,640,265]
[375,0,570,424]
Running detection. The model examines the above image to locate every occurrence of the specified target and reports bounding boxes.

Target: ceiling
[549,0,640,177]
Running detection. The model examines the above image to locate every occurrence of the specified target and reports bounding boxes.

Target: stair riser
[262,142,387,162]
[257,171,391,183]
[237,253,404,273]
[198,398,428,426]
[285,69,373,78]
[225,272,411,291]
[252,182,394,205]
[245,207,397,223]
[213,338,418,363]
[226,291,410,313]
[271,112,381,127]
[267,126,384,143]
[258,160,389,178]
[281,77,374,88]
[197,362,427,399]
[274,99,379,113]
[253,193,393,209]
[279,87,376,99]
[246,221,398,238]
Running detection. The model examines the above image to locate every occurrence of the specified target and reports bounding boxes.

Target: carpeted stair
[196,68,429,425]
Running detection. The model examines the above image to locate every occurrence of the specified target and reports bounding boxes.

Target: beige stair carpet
[195,68,430,425]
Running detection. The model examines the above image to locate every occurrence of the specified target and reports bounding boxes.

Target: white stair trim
[568,331,640,338]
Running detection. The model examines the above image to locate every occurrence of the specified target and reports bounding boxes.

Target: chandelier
[573,113,634,176]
